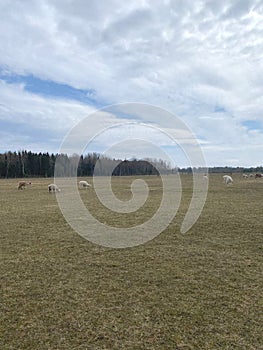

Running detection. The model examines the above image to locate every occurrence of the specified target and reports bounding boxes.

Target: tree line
[0,151,173,178]
[1,151,262,179]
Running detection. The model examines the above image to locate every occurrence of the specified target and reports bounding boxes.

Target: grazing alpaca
[223,175,233,185]
[79,180,92,188]
[48,183,61,193]
[18,181,31,190]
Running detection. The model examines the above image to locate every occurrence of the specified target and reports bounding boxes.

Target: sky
[0,0,263,167]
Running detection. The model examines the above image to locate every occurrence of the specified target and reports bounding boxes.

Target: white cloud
[0,0,263,165]
[0,80,95,129]
[0,80,96,153]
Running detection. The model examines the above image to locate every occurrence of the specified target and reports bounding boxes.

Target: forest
[0,151,173,178]
[0,151,262,178]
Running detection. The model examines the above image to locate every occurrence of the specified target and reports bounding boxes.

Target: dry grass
[0,174,262,349]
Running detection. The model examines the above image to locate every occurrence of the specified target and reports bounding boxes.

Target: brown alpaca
[18,181,31,190]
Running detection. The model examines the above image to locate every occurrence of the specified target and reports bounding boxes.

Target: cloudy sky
[0,0,263,167]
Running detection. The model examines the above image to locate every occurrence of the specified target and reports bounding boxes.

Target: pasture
[1,174,262,349]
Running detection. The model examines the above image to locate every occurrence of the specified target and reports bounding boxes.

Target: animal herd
[16,173,262,191]
[17,180,92,192]
[222,173,263,185]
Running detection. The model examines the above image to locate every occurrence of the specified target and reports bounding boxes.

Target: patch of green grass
[0,175,262,349]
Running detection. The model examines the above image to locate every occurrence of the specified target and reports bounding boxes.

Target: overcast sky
[0,0,263,167]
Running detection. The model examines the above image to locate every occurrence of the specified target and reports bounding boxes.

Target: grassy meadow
[0,174,262,349]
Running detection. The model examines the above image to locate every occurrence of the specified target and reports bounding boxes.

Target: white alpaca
[48,183,61,192]
[223,175,233,185]
[79,180,92,188]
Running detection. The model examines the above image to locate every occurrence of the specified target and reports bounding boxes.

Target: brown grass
[0,174,262,349]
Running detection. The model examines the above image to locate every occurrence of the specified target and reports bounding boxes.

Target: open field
[1,174,262,349]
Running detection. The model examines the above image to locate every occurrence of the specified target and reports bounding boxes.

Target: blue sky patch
[214,105,226,113]
[242,120,262,131]
[0,68,103,107]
